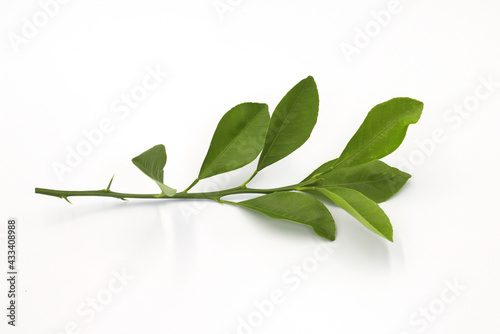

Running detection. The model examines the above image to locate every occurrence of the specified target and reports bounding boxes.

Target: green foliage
[305,187,393,241]
[304,160,410,203]
[257,76,319,171]
[333,97,423,169]
[237,192,336,241]
[199,103,269,179]
[36,76,423,243]
[132,144,176,197]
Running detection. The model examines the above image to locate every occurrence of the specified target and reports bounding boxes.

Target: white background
[1,0,500,333]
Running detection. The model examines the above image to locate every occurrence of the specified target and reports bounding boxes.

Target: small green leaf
[310,187,393,241]
[199,103,270,179]
[237,192,335,241]
[257,76,319,171]
[304,160,411,203]
[132,144,176,197]
[334,98,423,169]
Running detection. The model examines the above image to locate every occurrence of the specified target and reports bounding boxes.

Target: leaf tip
[324,232,336,242]
[384,227,394,242]
[304,75,318,90]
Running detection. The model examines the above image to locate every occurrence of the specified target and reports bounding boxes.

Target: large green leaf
[237,192,336,241]
[199,103,270,179]
[333,98,423,169]
[310,187,393,241]
[132,144,176,196]
[304,160,411,203]
[257,76,319,171]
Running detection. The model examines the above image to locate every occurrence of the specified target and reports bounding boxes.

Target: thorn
[106,174,115,191]
[119,198,128,201]
[62,196,72,204]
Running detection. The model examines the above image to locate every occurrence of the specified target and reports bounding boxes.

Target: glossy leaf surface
[257,76,319,171]
[238,192,336,241]
[305,160,410,203]
[334,98,423,169]
[311,187,393,241]
[199,103,270,179]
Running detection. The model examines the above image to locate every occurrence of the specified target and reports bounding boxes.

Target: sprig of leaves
[35,76,423,242]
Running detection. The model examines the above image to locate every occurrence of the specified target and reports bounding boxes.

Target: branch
[34,179,319,202]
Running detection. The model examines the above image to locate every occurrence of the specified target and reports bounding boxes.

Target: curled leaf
[132,144,176,197]
[333,98,423,170]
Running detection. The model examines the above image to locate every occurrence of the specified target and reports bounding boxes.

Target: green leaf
[334,98,423,169]
[237,192,336,241]
[199,103,270,179]
[310,187,393,241]
[304,160,411,203]
[132,144,176,197]
[257,76,319,171]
